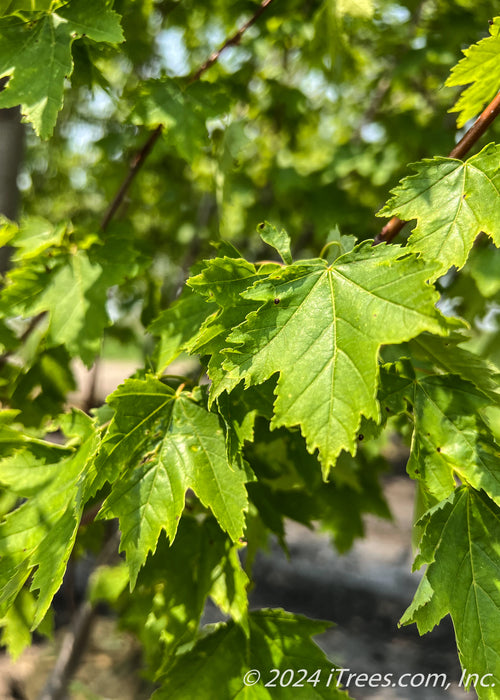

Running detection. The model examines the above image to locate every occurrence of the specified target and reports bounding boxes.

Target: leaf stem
[374,90,500,245]
[256,259,284,266]
[319,241,343,260]
[99,0,276,230]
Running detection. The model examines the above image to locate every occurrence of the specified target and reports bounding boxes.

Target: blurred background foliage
[2,0,500,423]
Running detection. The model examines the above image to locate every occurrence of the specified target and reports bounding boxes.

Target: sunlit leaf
[204,242,447,474]
[0,0,123,137]
[96,376,249,586]
[378,144,500,277]
[402,488,500,700]
[446,17,500,127]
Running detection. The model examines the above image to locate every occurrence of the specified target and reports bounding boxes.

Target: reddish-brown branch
[448,90,500,158]
[374,90,500,245]
[100,125,163,231]
[100,0,276,230]
[188,0,276,84]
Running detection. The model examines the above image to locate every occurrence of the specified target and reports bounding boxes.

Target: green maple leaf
[33,251,108,363]
[0,1,53,15]
[376,359,415,421]
[212,242,446,474]
[7,346,76,427]
[0,589,52,659]
[0,0,123,138]
[401,488,500,699]
[257,222,293,265]
[1,235,140,365]
[408,333,500,404]
[469,245,500,298]
[446,17,500,128]
[96,376,249,586]
[216,379,276,469]
[378,143,500,277]
[91,517,249,668]
[148,286,217,374]
[0,410,98,628]
[8,217,67,262]
[187,256,270,399]
[0,408,54,455]
[404,374,500,505]
[0,216,17,248]
[153,609,350,699]
[0,258,50,313]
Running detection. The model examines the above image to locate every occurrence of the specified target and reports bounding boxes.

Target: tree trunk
[0,78,24,273]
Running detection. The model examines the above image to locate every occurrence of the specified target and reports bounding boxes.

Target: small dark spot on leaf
[385,406,390,412]
[436,447,441,452]
[358,433,364,441]
[274,298,280,304]
[415,469,420,475]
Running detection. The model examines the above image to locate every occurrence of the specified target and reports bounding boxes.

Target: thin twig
[374,90,500,245]
[100,0,276,230]
[99,125,163,231]
[188,0,275,83]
